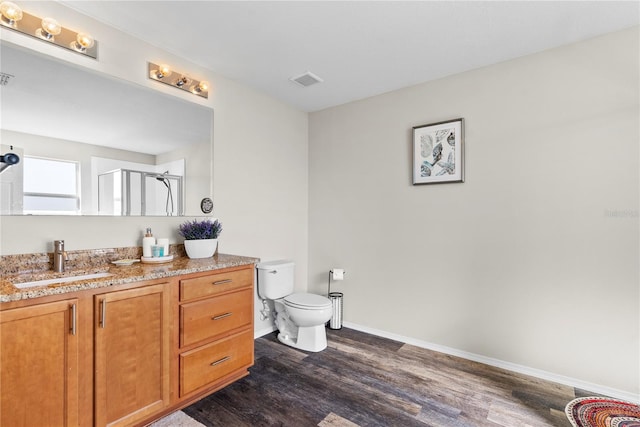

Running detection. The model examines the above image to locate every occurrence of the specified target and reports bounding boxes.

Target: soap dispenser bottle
[142,228,155,258]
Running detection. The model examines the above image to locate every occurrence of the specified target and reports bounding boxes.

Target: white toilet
[257,260,333,352]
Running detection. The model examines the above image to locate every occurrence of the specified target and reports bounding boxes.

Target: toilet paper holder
[331,269,345,281]
[328,269,346,295]
[327,269,345,330]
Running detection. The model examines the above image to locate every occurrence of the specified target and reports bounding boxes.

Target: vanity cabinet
[94,283,170,427]
[0,259,256,427]
[0,298,79,427]
[178,267,254,399]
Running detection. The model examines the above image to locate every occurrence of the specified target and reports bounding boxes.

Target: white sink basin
[14,272,113,289]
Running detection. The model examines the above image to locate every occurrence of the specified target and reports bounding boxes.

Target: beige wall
[309,27,639,396]
[209,77,309,333]
[0,2,308,333]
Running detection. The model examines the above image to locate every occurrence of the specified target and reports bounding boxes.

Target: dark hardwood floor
[183,327,593,427]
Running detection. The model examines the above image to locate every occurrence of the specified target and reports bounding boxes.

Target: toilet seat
[284,293,332,310]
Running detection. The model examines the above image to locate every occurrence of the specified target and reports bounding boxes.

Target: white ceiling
[60,1,640,112]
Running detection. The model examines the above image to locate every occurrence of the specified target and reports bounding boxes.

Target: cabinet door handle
[210,356,231,367]
[69,303,77,336]
[212,312,233,321]
[212,279,232,286]
[99,299,106,328]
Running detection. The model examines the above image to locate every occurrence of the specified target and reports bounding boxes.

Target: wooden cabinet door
[94,283,170,427]
[0,299,79,427]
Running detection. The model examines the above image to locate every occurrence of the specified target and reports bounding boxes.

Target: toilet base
[277,324,327,352]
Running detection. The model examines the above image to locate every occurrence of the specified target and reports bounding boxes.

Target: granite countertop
[0,253,259,303]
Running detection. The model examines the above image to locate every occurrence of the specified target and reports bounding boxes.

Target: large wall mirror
[0,42,213,216]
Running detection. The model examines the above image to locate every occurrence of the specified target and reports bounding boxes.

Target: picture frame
[412,118,464,185]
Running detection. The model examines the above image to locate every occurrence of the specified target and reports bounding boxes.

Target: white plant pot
[184,239,217,259]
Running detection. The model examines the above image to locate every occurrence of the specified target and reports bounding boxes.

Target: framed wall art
[412,118,464,185]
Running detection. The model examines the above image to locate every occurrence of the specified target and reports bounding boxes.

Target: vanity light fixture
[0,1,97,58]
[148,62,209,99]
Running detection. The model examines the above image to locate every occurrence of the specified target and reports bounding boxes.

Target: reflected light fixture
[0,1,97,58]
[0,1,22,27]
[37,17,61,40]
[148,62,209,99]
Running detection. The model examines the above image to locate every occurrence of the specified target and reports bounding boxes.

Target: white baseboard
[342,321,639,404]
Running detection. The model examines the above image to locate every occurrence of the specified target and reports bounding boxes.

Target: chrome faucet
[53,240,68,272]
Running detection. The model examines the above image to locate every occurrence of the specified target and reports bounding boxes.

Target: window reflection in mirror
[23,157,80,215]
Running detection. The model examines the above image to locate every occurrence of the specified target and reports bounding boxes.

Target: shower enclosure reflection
[98,169,183,216]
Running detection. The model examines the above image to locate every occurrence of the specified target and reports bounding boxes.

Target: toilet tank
[256,260,295,300]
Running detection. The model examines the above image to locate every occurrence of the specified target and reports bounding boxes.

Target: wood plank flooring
[182,328,597,427]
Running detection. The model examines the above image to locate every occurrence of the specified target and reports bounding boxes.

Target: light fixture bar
[0,3,97,59]
[148,62,209,99]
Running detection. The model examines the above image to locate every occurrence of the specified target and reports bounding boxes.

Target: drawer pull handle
[212,279,232,286]
[212,312,233,320]
[210,356,231,367]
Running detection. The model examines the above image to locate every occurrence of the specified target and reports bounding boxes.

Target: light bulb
[155,64,171,79]
[38,17,61,40]
[191,80,209,95]
[175,76,188,87]
[74,32,94,51]
[0,1,22,26]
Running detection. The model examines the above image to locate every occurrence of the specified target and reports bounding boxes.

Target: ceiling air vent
[290,71,323,88]
[0,72,14,86]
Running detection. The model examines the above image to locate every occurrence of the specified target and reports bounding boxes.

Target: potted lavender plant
[178,218,222,259]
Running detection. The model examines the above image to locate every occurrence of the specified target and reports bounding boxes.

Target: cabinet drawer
[180,268,253,302]
[181,288,252,347]
[180,330,253,397]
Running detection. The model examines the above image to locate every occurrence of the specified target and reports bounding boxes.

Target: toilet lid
[284,293,332,309]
